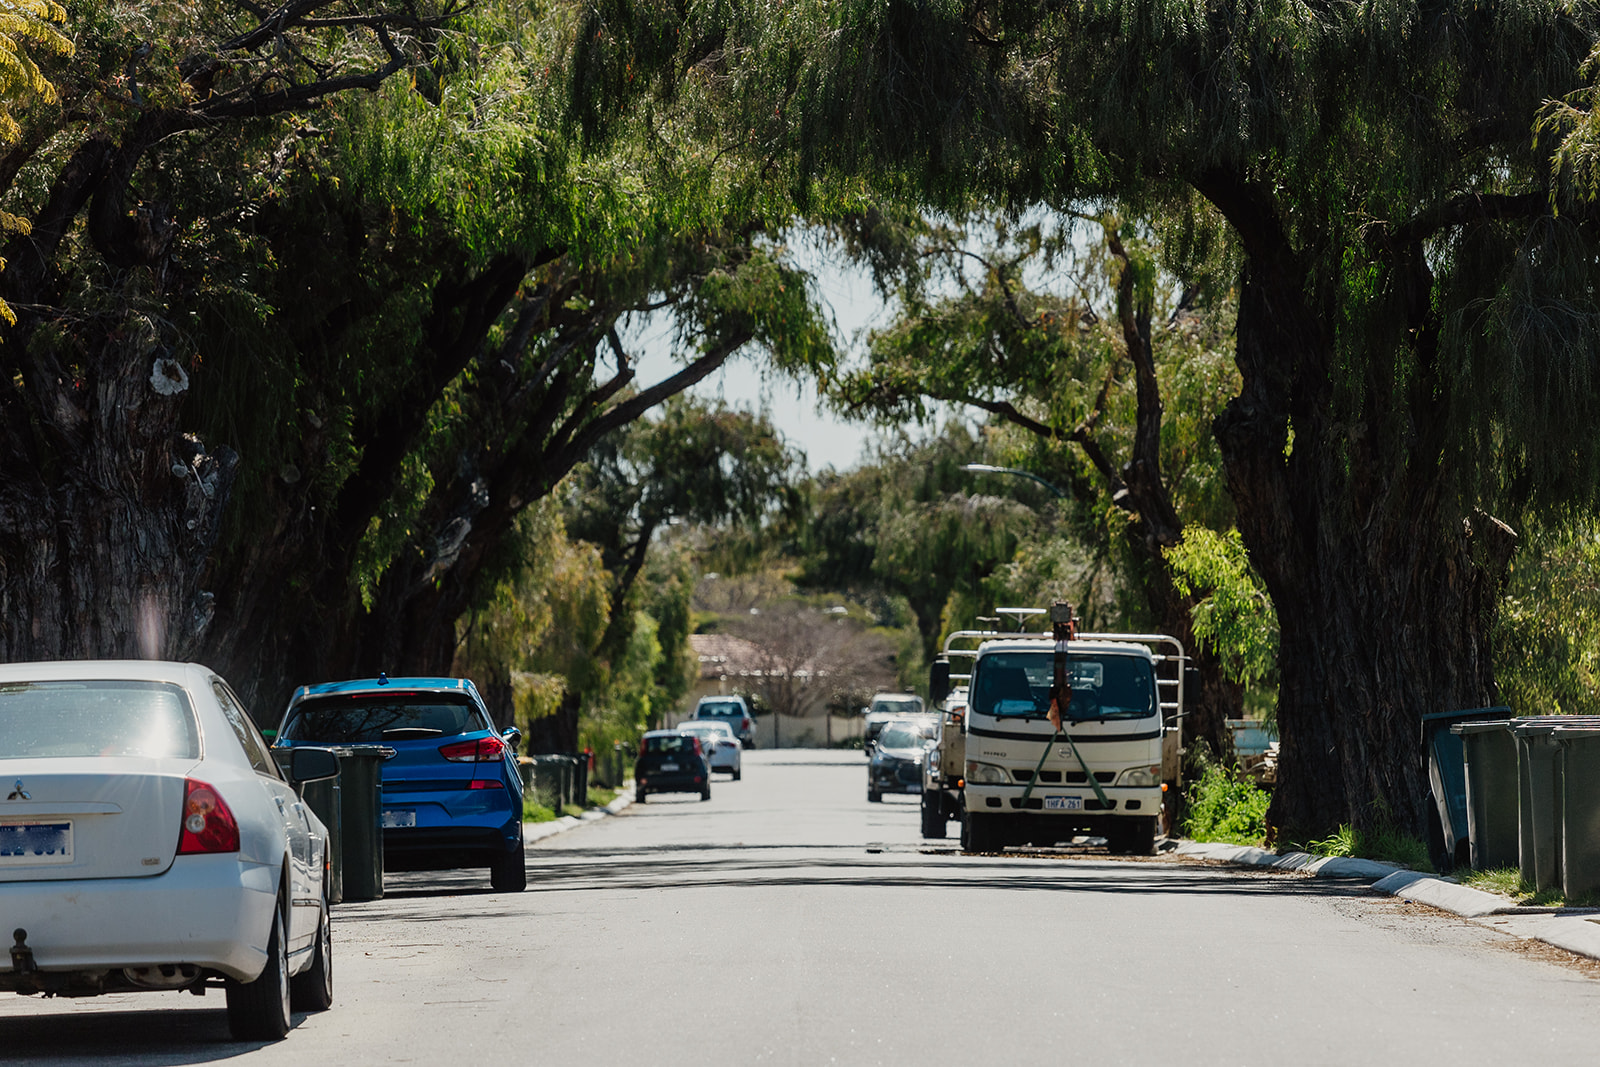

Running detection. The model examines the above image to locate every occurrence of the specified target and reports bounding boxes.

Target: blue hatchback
[274,676,526,892]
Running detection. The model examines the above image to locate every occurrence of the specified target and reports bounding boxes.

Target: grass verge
[1457,866,1600,907]
[1300,823,1432,872]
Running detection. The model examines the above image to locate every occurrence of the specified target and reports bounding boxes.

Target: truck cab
[921,605,1189,855]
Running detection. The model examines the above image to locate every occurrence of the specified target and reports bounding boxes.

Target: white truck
[921,603,1192,855]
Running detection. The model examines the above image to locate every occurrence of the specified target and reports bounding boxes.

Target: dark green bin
[1452,720,1518,871]
[1514,721,1567,891]
[1423,707,1510,868]
[333,744,391,902]
[1555,726,1600,901]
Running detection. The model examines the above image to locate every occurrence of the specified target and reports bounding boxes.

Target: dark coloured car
[636,730,711,801]
[692,696,755,748]
[868,721,935,802]
[274,676,526,892]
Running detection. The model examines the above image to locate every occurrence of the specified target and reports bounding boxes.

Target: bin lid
[1551,726,1600,741]
[1422,706,1511,724]
[1450,720,1512,735]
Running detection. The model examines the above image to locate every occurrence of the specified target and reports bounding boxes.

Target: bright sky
[626,241,892,473]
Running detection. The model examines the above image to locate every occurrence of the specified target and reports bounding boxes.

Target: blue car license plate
[0,820,73,864]
[1043,796,1083,811]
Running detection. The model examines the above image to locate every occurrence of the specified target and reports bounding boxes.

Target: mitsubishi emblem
[5,780,28,800]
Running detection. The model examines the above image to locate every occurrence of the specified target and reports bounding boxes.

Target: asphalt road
[4,750,1600,1065]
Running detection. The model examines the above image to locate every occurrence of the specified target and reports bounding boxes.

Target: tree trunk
[525,689,581,754]
[1213,245,1515,841]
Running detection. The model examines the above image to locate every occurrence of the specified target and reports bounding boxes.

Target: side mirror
[502,727,522,753]
[288,747,340,785]
[930,658,951,705]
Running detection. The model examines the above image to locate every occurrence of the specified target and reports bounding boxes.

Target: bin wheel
[226,903,292,1040]
[290,887,334,1012]
[490,838,527,893]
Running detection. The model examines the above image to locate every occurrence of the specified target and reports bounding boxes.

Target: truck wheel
[963,812,1001,853]
[1108,816,1157,856]
[920,792,947,839]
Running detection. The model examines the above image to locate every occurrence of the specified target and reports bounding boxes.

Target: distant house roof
[689,633,766,678]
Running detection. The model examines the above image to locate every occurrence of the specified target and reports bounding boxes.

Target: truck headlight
[1117,765,1162,787]
[964,761,1009,785]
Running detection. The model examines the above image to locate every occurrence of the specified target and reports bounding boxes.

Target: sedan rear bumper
[0,853,278,987]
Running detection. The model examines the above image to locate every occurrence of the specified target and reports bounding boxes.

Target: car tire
[700,786,711,801]
[920,792,947,839]
[732,769,742,781]
[289,888,334,1012]
[490,838,527,892]
[637,788,647,802]
[867,786,882,802]
[226,902,292,1041]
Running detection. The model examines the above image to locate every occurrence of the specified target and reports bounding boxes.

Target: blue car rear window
[282,695,486,742]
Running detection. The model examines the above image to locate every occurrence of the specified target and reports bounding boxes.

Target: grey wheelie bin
[1513,720,1566,892]
[1422,707,1511,869]
[1452,720,1518,871]
[1555,725,1600,901]
[336,744,391,902]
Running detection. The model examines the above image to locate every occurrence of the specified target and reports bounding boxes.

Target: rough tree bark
[1203,172,1517,839]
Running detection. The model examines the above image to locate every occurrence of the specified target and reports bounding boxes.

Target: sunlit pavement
[5,748,1600,1065]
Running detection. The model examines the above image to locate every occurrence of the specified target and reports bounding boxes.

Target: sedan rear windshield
[696,702,745,719]
[281,695,488,743]
[643,735,695,754]
[0,680,200,759]
[971,652,1156,721]
[877,725,928,750]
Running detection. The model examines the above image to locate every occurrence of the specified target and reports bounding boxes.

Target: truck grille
[1011,769,1114,784]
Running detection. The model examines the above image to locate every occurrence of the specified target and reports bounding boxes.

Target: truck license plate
[381,809,416,828]
[1044,796,1083,811]
[0,820,73,864]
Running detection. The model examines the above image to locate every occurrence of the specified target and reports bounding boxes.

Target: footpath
[1178,840,1600,962]
[522,786,636,846]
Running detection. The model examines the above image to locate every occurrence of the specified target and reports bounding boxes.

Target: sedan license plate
[0,820,73,864]
[1043,796,1084,811]
[660,762,679,772]
[381,809,416,829]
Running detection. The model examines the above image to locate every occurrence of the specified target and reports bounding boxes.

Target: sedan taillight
[439,736,507,762]
[177,778,240,854]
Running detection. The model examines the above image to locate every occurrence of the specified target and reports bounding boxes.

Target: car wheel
[867,786,882,802]
[637,788,647,802]
[289,888,334,1012]
[732,769,742,781]
[227,902,292,1040]
[700,786,711,801]
[490,837,527,892]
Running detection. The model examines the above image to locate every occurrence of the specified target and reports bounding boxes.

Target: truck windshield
[970,652,1156,721]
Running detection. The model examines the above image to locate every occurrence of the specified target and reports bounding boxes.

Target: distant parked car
[692,695,756,748]
[0,660,339,1040]
[636,730,711,801]
[274,675,526,892]
[868,720,936,802]
[863,692,928,756]
[676,720,743,779]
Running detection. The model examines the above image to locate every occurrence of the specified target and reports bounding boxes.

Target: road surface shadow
[0,1003,294,1063]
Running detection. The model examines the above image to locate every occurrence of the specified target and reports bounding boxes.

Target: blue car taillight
[439,736,508,762]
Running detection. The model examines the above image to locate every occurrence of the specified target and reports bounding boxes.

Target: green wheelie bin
[1452,720,1518,871]
[1555,725,1600,901]
[1514,720,1566,892]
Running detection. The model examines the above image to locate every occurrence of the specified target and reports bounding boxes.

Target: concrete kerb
[522,785,636,846]
[1176,839,1600,961]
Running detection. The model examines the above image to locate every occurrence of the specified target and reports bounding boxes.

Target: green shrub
[1183,763,1271,845]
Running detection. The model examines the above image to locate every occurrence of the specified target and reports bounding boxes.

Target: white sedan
[676,720,742,779]
[0,660,339,1040]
